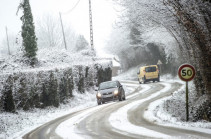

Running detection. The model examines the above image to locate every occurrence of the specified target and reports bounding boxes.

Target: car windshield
[99,81,117,90]
[145,67,156,72]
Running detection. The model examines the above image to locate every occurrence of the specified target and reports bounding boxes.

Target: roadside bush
[163,84,211,122]
[95,64,112,86]
[78,72,85,93]
[0,61,112,111]
[48,72,59,107]
[2,76,15,112]
[193,99,211,122]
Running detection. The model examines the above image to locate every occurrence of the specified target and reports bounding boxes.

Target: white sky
[0,0,117,53]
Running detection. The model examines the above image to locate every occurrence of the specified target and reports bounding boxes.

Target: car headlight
[97,92,102,98]
[113,90,119,95]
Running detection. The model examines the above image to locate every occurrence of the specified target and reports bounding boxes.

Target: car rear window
[145,67,156,72]
[99,81,117,90]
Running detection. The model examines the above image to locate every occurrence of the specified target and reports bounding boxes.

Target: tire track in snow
[109,82,171,138]
[56,103,113,139]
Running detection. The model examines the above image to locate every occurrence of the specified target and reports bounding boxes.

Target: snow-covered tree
[106,22,172,72]
[74,35,89,52]
[36,14,77,50]
[2,76,15,112]
[129,24,143,48]
[0,33,21,57]
[18,0,38,66]
[36,15,62,48]
[112,0,211,121]
[163,0,211,95]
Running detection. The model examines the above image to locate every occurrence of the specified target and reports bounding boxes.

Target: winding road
[23,81,211,139]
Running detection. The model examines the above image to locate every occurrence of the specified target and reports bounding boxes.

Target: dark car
[96,81,126,105]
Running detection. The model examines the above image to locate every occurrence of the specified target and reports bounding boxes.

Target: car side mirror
[119,85,122,88]
[95,88,98,91]
[137,72,140,74]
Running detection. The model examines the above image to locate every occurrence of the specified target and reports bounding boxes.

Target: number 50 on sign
[178,64,195,82]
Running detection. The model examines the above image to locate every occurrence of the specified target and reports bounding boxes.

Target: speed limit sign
[178,64,195,82]
[178,63,195,121]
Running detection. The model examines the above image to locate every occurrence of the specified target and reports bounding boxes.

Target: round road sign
[178,64,195,82]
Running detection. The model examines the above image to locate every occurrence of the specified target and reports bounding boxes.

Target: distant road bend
[23,80,211,139]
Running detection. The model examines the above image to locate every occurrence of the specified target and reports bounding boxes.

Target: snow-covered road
[22,81,211,139]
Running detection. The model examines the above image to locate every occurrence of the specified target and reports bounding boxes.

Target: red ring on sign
[178,64,195,82]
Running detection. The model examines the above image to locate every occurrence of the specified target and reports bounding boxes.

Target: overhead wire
[60,0,81,15]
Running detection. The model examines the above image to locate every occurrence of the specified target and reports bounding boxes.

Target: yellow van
[137,65,160,84]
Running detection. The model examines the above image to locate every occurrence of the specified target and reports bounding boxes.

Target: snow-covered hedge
[0,62,112,112]
[163,82,211,122]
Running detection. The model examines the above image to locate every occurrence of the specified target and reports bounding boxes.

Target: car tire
[97,101,101,105]
[138,78,142,84]
[157,75,160,82]
[119,94,123,101]
[123,91,126,100]
[143,76,146,84]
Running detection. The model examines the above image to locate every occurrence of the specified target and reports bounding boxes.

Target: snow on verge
[0,91,97,139]
[144,82,211,134]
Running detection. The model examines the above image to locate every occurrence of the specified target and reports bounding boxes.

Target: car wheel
[138,78,142,84]
[157,75,160,82]
[119,94,123,101]
[143,76,146,84]
[123,95,126,100]
[122,91,126,100]
[97,101,101,105]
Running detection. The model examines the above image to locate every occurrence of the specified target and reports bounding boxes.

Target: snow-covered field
[0,68,211,139]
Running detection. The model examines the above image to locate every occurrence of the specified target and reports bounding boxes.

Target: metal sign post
[186,81,189,121]
[178,64,195,121]
[157,60,162,75]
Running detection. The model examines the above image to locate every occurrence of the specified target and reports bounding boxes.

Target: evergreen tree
[75,35,89,52]
[59,77,67,103]
[129,24,142,48]
[41,83,50,107]
[18,0,38,66]
[67,69,74,97]
[78,72,85,93]
[2,76,15,112]
[48,72,59,107]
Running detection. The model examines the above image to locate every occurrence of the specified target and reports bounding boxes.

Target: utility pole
[59,12,67,50]
[5,26,11,55]
[89,0,94,50]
